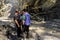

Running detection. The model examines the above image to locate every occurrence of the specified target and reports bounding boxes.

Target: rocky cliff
[24,0,60,20]
[0,0,60,20]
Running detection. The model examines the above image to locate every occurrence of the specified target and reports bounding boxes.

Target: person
[18,11,22,26]
[14,11,22,37]
[22,9,31,38]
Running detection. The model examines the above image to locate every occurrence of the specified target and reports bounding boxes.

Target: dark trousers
[16,24,22,37]
[22,25,29,37]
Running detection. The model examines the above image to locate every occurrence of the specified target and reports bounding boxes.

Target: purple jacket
[24,12,30,25]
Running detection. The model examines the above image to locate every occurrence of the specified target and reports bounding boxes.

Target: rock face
[23,0,60,20]
[0,0,4,8]
[45,0,60,19]
[0,0,60,19]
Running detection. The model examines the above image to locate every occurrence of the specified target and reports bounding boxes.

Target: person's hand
[18,25,20,27]
[22,20,25,25]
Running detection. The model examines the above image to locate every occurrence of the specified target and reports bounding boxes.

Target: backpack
[20,15,26,21]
